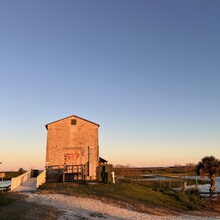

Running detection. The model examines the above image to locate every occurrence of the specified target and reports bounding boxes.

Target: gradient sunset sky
[0,0,219,171]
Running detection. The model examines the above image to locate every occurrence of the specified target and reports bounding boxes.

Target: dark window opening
[71,119,77,125]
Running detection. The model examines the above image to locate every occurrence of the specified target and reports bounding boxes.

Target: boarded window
[71,119,77,125]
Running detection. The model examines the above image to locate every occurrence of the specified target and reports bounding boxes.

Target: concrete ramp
[11,170,46,192]
[13,178,37,192]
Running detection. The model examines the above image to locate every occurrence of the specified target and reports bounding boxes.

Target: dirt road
[26,193,220,220]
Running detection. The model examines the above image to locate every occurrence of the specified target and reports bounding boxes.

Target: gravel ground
[26,193,220,220]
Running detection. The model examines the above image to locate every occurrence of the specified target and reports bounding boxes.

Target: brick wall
[45,116,99,179]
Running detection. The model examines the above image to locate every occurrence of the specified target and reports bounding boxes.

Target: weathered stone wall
[46,116,99,179]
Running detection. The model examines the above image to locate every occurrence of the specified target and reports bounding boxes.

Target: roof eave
[45,115,100,130]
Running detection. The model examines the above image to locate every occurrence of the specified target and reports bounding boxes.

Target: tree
[18,168,25,174]
[195,156,220,192]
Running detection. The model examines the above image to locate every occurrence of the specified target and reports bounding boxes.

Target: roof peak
[45,115,100,129]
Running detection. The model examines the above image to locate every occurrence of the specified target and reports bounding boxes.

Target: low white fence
[36,170,46,188]
[11,171,31,191]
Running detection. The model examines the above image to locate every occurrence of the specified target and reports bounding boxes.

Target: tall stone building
[45,115,99,180]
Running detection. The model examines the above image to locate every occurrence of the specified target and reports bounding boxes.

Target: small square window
[71,119,77,125]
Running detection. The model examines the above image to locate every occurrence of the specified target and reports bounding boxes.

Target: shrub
[174,188,202,210]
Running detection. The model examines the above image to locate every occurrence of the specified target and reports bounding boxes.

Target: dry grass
[0,193,61,220]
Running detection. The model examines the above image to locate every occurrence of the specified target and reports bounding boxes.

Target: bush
[174,188,202,210]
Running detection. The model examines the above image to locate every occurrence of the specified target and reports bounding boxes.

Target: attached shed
[45,115,99,181]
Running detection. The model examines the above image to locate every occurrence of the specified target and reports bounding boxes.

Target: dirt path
[25,193,220,220]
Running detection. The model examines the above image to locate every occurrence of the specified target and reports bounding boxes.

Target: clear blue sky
[0,0,219,171]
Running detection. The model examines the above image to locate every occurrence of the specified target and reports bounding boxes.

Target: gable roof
[45,115,100,130]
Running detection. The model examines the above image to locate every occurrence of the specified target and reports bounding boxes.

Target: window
[71,119,77,125]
